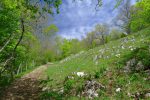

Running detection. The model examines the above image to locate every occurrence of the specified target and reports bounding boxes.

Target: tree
[116,0,132,34]
[94,24,108,45]
[0,0,62,81]
[109,28,122,40]
[130,0,150,32]
[60,39,72,58]
[85,31,96,48]
[83,24,109,48]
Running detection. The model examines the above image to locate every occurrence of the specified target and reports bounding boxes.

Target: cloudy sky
[52,0,136,39]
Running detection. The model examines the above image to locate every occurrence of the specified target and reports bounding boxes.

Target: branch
[13,18,25,52]
[95,0,102,11]
[0,19,25,75]
[0,56,14,74]
[0,18,25,75]
[0,33,14,53]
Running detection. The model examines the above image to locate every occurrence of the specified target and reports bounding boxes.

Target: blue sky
[52,0,136,39]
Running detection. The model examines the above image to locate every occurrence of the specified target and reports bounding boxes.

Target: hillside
[0,0,150,99]
[42,28,150,99]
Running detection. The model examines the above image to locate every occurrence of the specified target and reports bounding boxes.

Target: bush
[121,46,150,72]
[135,47,150,69]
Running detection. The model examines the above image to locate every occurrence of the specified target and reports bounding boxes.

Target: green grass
[45,28,150,99]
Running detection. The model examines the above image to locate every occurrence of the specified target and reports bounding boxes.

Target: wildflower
[94,93,98,97]
[116,88,121,92]
[121,45,125,49]
[93,55,98,61]
[129,46,131,48]
[130,48,134,51]
[95,61,98,65]
[115,54,120,58]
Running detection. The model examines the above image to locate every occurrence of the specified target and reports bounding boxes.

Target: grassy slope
[46,28,150,99]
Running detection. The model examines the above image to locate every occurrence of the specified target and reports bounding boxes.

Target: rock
[145,93,150,98]
[136,61,144,71]
[67,76,74,79]
[87,89,94,98]
[93,93,98,97]
[82,80,105,99]
[77,72,86,77]
[58,88,64,94]
[42,86,49,91]
[124,58,136,73]
[124,58,146,73]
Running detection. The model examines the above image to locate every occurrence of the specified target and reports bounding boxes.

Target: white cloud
[52,0,136,39]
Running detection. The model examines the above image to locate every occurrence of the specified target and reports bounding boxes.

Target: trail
[1,64,51,100]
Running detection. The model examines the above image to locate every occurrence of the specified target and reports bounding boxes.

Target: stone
[136,61,144,71]
[124,58,136,73]
[42,86,49,91]
[82,80,105,99]
[58,88,64,94]
[77,72,85,77]
[145,93,150,98]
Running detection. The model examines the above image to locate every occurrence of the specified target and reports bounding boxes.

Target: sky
[52,0,136,39]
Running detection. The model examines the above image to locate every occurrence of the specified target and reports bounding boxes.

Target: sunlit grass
[45,28,150,99]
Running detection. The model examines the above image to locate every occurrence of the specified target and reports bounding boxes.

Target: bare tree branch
[0,34,14,53]
[0,56,14,74]
[13,18,25,53]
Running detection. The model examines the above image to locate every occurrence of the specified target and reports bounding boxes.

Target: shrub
[121,46,150,72]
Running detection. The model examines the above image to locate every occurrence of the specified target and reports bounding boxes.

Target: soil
[1,64,50,100]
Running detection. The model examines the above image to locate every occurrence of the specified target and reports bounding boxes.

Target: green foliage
[94,66,106,79]
[130,0,150,32]
[133,46,150,68]
[109,29,122,41]
[60,39,72,58]
[119,45,150,72]
[83,24,109,49]
[0,0,62,90]
[40,91,63,100]
[64,79,75,93]
[120,33,127,38]
[43,24,59,36]
[45,27,150,99]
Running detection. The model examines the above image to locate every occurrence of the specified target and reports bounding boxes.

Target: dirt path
[1,64,50,100]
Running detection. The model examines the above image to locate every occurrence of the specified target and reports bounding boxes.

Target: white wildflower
[93,55,98,61]
[42,86,50,91]
[93,93,98,97]
[58,87,64,94]
[95,61,98,65]
[121,45,125,49]
[129,46,132,49]
[106,56,109,59]
[99,55,102,58]
[130,48,134,51]
[99,49,104,54]
[116,88,121,92]
[115,54,120,58]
